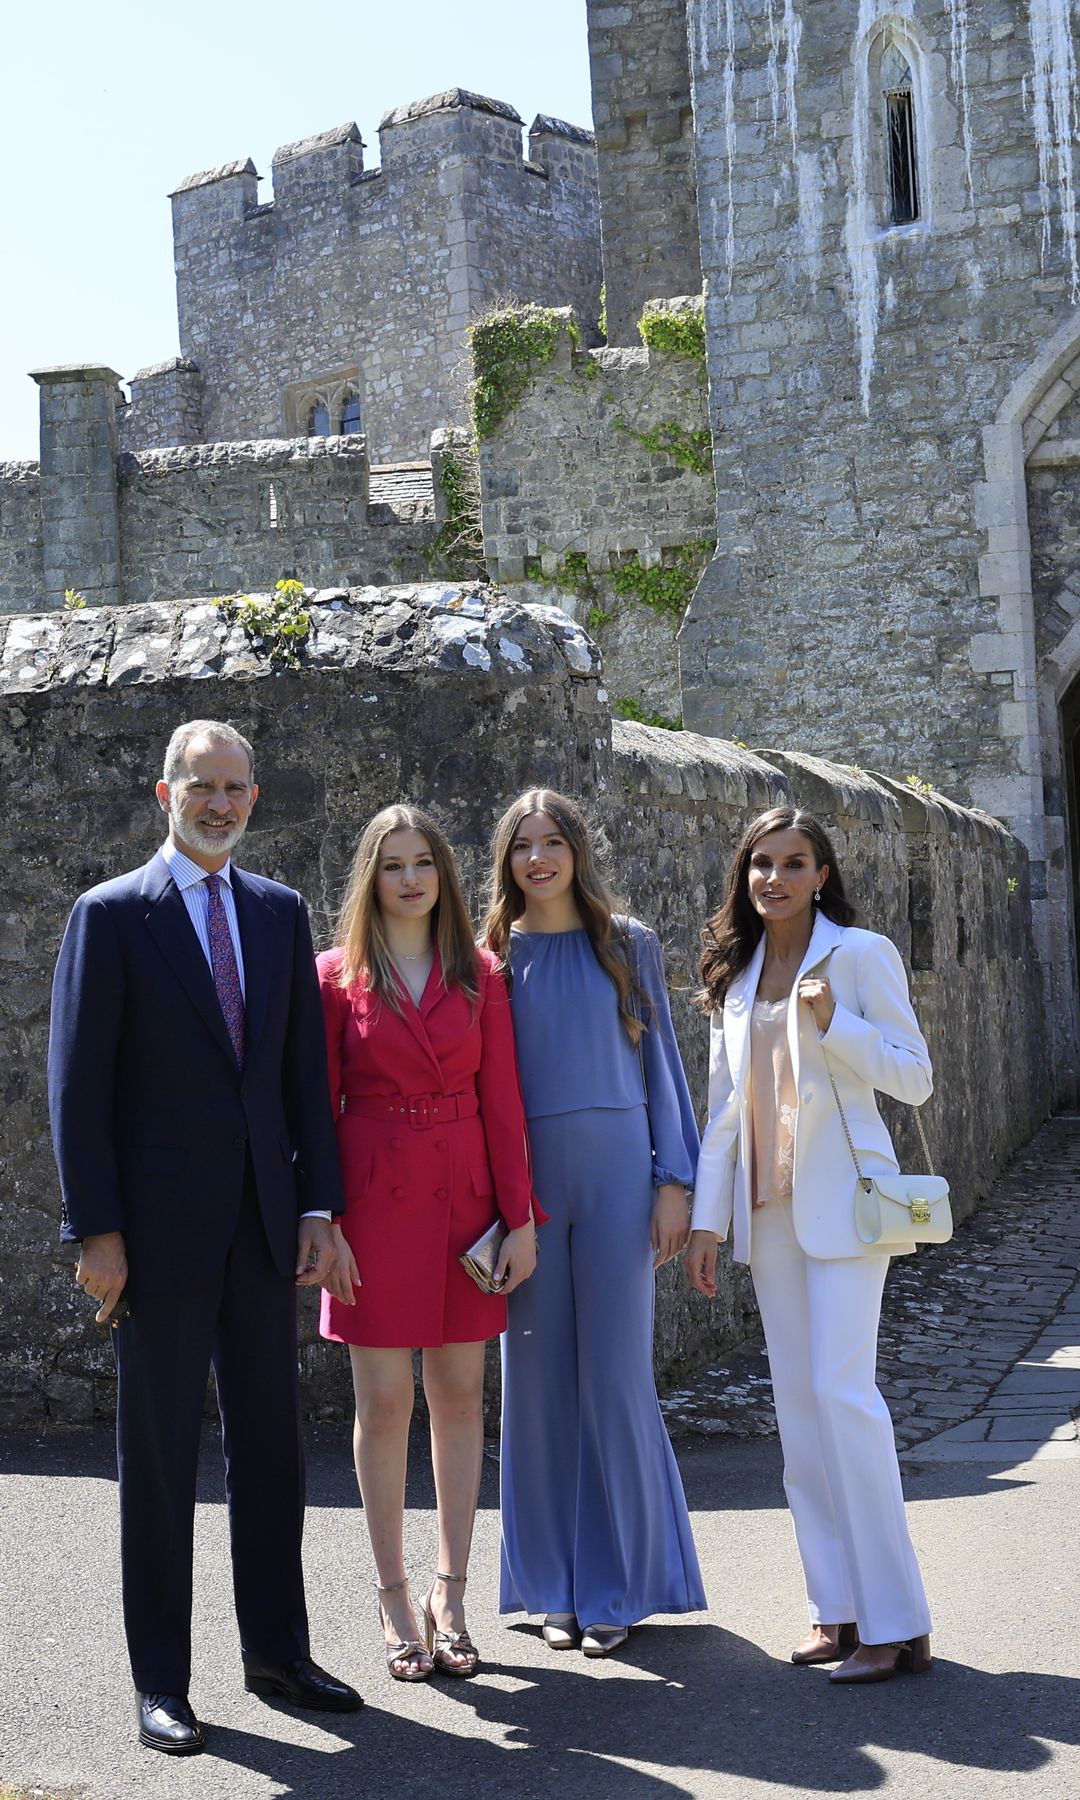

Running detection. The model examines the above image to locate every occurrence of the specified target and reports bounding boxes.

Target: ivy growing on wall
[638,302,707,362]
[608,540,716,620]
[611,416,713,476]
[427,442,484,579]
[470,304,578,440]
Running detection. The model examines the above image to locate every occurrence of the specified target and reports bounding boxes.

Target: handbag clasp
[909,1197,932,1225]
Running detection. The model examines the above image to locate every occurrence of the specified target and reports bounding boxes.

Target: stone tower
[585,0,702,343]
[167,91,600,464]
[677,0,1080,1099]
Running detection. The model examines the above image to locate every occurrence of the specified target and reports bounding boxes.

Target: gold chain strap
[823,1054,937,1184]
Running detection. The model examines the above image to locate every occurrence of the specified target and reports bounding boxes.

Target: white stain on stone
[498,636,530,668]
[947,0,976,206]
[845,0,915,415]
[766,0,782,133]
[795,151,824,285]
[1028,0,1079,298]
[462,642,492,670]
[883,276,897,314]
[722,0,738,291]
[967,260,985,299]
[783,0,802,161]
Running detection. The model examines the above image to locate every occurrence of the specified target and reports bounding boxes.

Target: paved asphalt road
[3,1417,1078,1800]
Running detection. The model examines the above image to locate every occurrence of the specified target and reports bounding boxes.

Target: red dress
[317,946,536,1347]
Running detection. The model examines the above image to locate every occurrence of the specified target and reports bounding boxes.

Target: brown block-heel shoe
[791,1622,859,1665]
[829,1635,932,1684]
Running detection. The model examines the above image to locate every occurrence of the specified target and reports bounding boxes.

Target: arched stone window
[863,24,928,232]
[881,44,919,225]
[284,368,362,439]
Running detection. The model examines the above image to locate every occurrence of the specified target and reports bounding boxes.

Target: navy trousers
[113,1173,309,1693]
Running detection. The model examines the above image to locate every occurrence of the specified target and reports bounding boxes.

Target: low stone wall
[118,437,437,602]
[0,587,1051,1428]
[0,432,441,616]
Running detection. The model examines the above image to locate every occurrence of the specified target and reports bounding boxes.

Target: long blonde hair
[482,788,645,1045]
[336,804,479,1011]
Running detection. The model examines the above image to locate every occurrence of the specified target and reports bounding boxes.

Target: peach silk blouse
[749,997,797,1208]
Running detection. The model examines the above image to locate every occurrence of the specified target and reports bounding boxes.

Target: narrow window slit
[886,87,919,224]
[268,481,279,530]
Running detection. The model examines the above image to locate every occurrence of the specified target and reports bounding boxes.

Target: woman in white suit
[685,805,933,1683]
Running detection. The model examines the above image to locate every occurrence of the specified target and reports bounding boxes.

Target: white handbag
[823,1059,953,1250]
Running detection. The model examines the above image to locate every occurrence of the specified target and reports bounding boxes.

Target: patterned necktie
[206,872,245,1067]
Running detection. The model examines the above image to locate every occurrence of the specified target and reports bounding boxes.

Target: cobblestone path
[661,1114,1080,1453]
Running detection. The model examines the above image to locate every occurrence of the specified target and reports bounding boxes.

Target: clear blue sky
[1,0,593,462]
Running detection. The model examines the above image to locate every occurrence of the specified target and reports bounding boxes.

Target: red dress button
[435,1139,448,1151]
[391,1137,402,1150]
[392,1186,405,1200]
[435,1188,448,1201]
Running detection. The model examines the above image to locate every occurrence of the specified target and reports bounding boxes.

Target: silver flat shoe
[581,1624,631,1658]
[542,1613,580,1650]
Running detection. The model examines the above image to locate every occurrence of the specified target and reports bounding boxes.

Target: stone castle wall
[680,0,1080,1102]
[0,585,1050,1429]
[0,462,42,608]
[585,0,701,343]
[168,93,601,466]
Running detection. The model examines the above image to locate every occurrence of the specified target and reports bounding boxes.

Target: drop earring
[813,887,821,905]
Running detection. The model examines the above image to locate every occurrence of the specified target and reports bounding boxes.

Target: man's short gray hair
[163,720,255,788]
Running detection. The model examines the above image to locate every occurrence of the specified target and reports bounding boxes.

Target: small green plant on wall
[611,416,713,476]
[215,578,312,667]
[613,696,683,730]
[637,302,707,362]
[469,303,577,440]
[427,443,484,579]
[63,588,87,610]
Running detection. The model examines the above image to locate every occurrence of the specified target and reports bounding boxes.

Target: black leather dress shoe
[243,1656,364,1711]
[137,1691,205,1755]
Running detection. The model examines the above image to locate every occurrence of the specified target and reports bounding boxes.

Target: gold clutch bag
[459,1219,509,1295]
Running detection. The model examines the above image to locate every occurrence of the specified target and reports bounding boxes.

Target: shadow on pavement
[193,1627,1080,1798]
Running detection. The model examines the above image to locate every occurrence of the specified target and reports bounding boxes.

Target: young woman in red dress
[319,805,537,1682]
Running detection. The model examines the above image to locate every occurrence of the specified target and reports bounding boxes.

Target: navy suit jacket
[48,850,345,1294]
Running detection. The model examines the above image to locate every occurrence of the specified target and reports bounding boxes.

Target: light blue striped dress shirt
[159,839,329,1220]
[161,839,246,996]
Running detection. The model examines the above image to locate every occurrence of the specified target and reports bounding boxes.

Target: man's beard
[169,795,248,857]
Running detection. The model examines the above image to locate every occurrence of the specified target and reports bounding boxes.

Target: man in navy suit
[48,719,362,1755]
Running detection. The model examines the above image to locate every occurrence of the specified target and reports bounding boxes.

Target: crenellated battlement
[168,88,600,464]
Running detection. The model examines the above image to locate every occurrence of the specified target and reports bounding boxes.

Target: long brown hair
[336,804,479,1011]
[483,788,645,1045]
[698,805,857,1013]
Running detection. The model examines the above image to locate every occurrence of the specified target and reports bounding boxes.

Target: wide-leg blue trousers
[499,1106,705,1626]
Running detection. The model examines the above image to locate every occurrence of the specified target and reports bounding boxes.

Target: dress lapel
[141,852,236,1066]
[394,948,445,1086]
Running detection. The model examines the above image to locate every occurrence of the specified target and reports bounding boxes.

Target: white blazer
[691,914,933,1262]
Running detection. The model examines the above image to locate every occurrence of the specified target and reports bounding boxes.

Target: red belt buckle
[408,1094,432,1131]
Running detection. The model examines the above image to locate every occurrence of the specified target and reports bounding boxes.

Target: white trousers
[749,1200,932,1644]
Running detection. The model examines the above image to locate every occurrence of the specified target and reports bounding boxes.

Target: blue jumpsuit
[499,919,706,1627]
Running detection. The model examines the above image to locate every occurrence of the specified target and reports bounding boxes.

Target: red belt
[342,1092,479,1131]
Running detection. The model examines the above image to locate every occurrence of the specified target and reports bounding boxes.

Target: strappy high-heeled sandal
[422,1571,480,1678]
[376,1579,433,1682]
